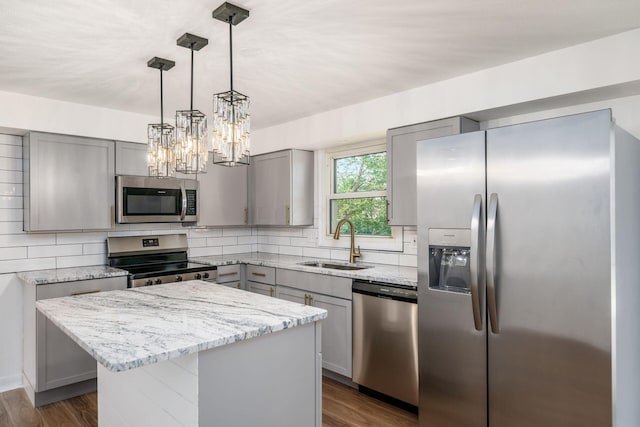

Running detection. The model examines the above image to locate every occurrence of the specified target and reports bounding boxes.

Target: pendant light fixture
[147,57,176,178]
[211,2,251,167]
[175,33,209,174]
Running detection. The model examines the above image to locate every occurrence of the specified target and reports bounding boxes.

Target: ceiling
[1,0,640,130]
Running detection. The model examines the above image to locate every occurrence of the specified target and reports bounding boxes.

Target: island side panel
[98,353,199,427]
[199,321,322,427]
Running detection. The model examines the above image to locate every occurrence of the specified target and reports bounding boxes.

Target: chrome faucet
[333,218,361,264]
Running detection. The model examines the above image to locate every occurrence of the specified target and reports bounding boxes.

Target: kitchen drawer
[246,265,275,285]
[246,280,275,297]
[36,277,127,300]
[276,269,352,300]
[219,281,243,290]
[216,265,241,284]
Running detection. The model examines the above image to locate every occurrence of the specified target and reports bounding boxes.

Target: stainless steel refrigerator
[417,109,640,427]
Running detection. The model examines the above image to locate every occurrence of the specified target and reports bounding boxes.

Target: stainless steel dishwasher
[352,279,418,407]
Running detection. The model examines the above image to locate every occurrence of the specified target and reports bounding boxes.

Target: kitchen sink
[297,261,372,271]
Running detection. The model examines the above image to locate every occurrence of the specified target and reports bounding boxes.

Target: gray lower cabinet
[23,276,127,406]
[247,280,276,297]
[246,265,276,296]
[198,154,249,226]
[115,140,148,176]
[275,269,353,378]
[386,117,479,226]
[216,264,244,289]
[23,132,115,231]
[249,149,314,226]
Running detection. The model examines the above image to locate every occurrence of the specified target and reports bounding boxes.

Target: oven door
[116,176,198,223]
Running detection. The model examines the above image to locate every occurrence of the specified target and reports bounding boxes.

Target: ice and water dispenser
[428,229,472,294]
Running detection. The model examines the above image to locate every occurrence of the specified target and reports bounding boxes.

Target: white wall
[0,91,156,143]
[252,28,640,152]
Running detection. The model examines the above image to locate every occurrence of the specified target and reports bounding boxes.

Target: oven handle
[180,182,187,221]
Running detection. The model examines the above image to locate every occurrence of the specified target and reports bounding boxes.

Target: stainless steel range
[107,234,217,288]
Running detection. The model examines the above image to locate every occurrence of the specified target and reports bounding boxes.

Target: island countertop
[35,280,327,373]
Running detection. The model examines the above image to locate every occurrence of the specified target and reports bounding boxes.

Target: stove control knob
[175,276,183,282]
[154,278,162,285]
[203,272,210,279]
[145,280,153,287]
[195,273,202,280]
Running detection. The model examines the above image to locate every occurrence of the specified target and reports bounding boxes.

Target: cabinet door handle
[251,272,267,277]
[285,205,290,225]
[308,295,313,306]
[236,283,241,289]
[219,272,238,277]
[269,287,274,297]
[244,207,248,225]
[71,289,100,296]
[304,294,309,305]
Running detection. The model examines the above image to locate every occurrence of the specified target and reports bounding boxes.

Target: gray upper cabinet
[115,141,148,176]
[23,132,115,231]
[386,117,479,226]
[198,155,248,227]
[249,149,314,226]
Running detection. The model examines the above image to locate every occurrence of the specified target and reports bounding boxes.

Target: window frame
[318,140,403,252]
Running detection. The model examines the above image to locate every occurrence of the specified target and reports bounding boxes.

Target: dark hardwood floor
[0,378,417,426]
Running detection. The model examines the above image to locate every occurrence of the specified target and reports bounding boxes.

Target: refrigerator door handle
[486,193,499,333]
[470,194,483,331]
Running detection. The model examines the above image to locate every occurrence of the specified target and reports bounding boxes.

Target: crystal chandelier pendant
[175,109,208,173]
[212,2,251,167]
[146,57,176,178]
[212,89,250,166]
[147,122,176,177]
[175,33,209,174]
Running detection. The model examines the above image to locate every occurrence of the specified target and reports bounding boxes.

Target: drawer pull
[219,272,238,277]
[251,272,267,277]
[71,289,100,296]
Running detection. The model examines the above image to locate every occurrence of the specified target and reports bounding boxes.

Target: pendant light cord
[229,14,236,160]
[229,16,233,93]
[160,68,164,130]
[190,46,194,112]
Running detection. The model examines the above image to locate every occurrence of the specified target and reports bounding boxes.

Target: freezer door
[417,131,487,427]
[486,110,612,427]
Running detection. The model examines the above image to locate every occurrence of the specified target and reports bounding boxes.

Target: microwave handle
[180,183,187,221]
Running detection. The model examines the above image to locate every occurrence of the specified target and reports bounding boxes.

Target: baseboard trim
[0,374,23,393]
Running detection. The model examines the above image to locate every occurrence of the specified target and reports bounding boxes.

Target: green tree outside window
[330,152,391,236]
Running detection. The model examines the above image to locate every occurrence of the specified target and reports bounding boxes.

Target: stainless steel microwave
[116,176,198,223]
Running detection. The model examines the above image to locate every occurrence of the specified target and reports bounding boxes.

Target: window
[329,149,390,236]
[320,141,403,252]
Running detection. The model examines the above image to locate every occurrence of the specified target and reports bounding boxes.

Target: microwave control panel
[186,190,197,216]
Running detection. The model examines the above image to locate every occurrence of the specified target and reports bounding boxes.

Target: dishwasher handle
[352,280,417,304]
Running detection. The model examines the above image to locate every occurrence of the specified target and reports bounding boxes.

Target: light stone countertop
[36,280,327,372]
[17,265,128,285]
[192,253,418,288]
[17,253,418,288]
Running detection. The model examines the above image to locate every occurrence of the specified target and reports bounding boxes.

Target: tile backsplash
[0,133,417,276]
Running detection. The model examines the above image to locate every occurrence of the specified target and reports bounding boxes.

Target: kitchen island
[35,280,327,427]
